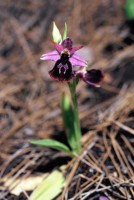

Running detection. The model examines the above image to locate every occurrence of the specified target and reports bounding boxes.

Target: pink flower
[41,37,104,86]
[41,38,87,81]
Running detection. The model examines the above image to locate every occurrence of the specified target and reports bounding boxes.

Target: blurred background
[0,0,134,199]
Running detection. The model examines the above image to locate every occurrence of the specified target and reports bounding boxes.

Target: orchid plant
[31,23,103,156]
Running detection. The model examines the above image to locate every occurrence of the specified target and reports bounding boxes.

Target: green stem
[68,78,82,153]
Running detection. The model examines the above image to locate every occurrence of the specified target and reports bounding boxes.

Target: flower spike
[40,25,103,85]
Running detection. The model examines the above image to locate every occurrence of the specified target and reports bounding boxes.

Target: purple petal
[70,53,88,67]
[40,50,60,61]
[99,196,109,200]
[51,41,64,53]
[70,45,83,54]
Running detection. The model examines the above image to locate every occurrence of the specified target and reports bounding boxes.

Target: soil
[0,0,134,200]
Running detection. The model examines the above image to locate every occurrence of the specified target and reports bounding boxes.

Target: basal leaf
[30,139,72,155]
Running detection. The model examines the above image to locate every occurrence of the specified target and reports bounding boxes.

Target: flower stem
[68,78,82,153]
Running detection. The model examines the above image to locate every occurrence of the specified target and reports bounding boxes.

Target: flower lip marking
[49,51,73,82]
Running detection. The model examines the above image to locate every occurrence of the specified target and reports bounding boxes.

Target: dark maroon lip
[85,69,104,84]
[48,54,74,82]
[49,72,74,82]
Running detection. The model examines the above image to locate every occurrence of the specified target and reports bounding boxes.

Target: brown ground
[0,0,134,200]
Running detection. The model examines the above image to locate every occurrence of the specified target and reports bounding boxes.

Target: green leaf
[52,22,62,43]
[29,170,65,200]
[61,93,77,152]
[30,139,72,155]
[63,22,67,40]
[125,0,134,19]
